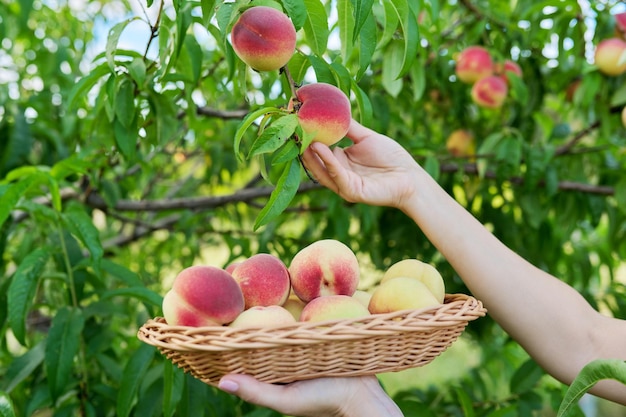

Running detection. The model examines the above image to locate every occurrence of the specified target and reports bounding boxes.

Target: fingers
[301,144,341,193]
[218,375,291,412]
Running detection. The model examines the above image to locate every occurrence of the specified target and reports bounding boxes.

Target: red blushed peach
[288,239,360,303]
[594,38,626,76]
[230,6,296,71]
[224,261,242,275]
[300,295,370,323]
[471,75,508,108]
[162,266,245,326]
[455,46,494,84]
[615,12,626,38]
[296,83,352,146]
[496,60,523,85]
[231,253,291,308]
[228,305,297,329]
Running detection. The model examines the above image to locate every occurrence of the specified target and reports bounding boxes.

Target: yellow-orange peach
[283,293,306,320]
[594,38,626,76]
[352,289,373,309]
[230,6,296,71]
[381,259,445,303]
[162,266,245,326]
[446,129,476,158]
[300,295,370,323]
[455,46,494,84]
[471,75,508,108]
[228,305,297,329]
[289,239,360,303]
[368,277,441,314]
[296,83,352,146]
[231,253,291,308]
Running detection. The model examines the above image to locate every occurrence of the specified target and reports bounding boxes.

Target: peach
[224,261,242,274]
[352,289,372,309]
[162,266,245,326]
[228,305,297,329]
[594,38,626,76]
[283,293,306,320]
[231,253,291,309]
[381,259,445,303]
[289,239,360,302]
[496,60,523,85]
[230,6,296,71]
[471,75,508,108]
[622,106,626,129]
[455,46,494,84]
[295,83,352,146]
[368,277,441,314]
[615,12,626,38]
[300,295,370,323]
[445,129,476,158]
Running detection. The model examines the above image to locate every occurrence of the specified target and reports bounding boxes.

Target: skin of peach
[288,239,360,303]
[230,6,296,71]
[497,60,523,85]
[445,129,475,157]
[232,253,291,308]
[282,297,306,320]
[296,83,352,146]
[616,12,626,37]
[162,290,221,327]
[381,259,445,303]
[229,305,297,329]
[225,261,242,275]
[368,277,441,314]
[471,75,508,108]
[170,265,245,325]
[300,295,370,322]
[594,38,626,76]
[455,46,494,84]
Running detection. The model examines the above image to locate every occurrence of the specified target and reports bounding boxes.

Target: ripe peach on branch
[230,6,297,72]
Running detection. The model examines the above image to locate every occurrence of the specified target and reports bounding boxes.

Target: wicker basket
[137,293,486,386]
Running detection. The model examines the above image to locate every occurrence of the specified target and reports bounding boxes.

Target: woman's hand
[218,374,403,417]
[301,119,422,210]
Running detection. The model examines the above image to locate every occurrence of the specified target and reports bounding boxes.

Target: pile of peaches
[162,239,445,329]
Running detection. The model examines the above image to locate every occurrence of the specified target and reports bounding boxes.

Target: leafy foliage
[0,0,625,416]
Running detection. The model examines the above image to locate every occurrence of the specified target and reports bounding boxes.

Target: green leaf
[337,0,354,62]
[100,259,144,287]
[7,248,50,346]
[0,391,16,417]
[127,58,146,87]
[254,158,301,230]
[0,173,45,229]
[379,0,399,49]
[455,387,475,417]
[356,11,376,80]
[63,206,103,271]
[113,118,137,162]
[163,360,185,417]
[302,0,329,56]
[351,0,374,43]
[66,63,111,110]
[283,0,307,30]
[100,287,163,307]
[106,18,139,71]
[233,107,283,162]
[381,41,404,97]
[117,344,155,417]
[388,0,419,78]
[115,77,136,129]
[557,359,626,417]
[2,340,45,393]
[510,359,544,394]
[44,306,85,401]
[351,80,373,124]
[272,140,300,164]
[248,114,299,158]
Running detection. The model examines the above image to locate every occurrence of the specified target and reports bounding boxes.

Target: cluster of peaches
[162,239,445,329]
[453,45,523,109]
[230,5,352,147]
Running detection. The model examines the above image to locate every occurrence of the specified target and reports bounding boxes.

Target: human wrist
[338,377,403,417]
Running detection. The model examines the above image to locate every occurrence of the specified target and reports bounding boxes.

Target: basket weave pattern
[138,293,486,386]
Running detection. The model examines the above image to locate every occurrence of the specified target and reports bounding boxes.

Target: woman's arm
[302,120,626,404]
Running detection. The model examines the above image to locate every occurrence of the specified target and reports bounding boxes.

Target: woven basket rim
[138,293,487,352]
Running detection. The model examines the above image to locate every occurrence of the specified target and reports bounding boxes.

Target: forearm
[400,166,626,403]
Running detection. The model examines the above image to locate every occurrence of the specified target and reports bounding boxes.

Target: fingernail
[218,378,239,393]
